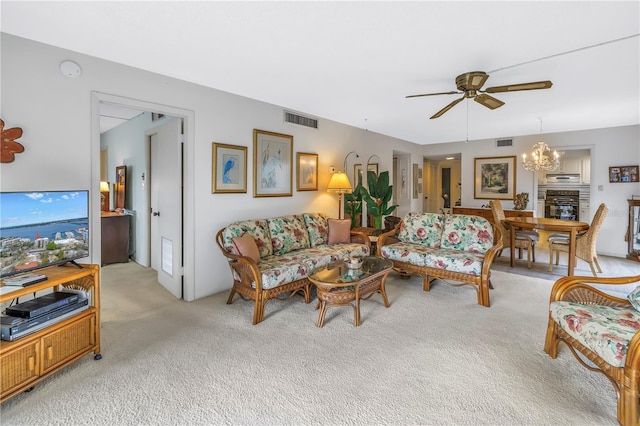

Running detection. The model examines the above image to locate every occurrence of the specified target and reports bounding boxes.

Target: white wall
[0,34,424,300]
[423,125,640,257]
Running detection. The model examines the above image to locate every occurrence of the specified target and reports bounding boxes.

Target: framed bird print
[212,142,247,193]
[253,129,293,197]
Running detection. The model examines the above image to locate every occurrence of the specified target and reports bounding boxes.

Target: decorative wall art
[212,143,247,193]
[253,129,293,197]
[474,156,517,200]
[353,163,378,188]
[114,165,127,210]
[296,152,318,191]
[609,165,639,183]
[1,119,24,163]
[413,163,419,199]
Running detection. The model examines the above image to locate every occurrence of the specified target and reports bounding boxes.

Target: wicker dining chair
[548,203,609,276]
[490,199,539,269]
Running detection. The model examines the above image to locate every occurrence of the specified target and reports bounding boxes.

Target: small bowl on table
[344,256,363,270]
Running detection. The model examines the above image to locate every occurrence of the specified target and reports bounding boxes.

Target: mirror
[114,165,127,210]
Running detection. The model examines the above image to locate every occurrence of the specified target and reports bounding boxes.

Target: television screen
[0,190,89,278]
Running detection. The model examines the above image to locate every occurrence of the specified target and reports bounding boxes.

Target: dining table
[502,217,590,276]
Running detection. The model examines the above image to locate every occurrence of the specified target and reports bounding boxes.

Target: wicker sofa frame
[215,227,370,325]
[376,214,503,307]
[544,274,640,426]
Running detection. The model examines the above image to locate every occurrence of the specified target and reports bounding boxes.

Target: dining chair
[547,203,609,276]
[489,200,539,269]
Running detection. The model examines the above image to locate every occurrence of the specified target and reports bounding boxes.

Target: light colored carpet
[1,264,620,425]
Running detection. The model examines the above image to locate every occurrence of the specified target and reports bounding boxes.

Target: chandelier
[521,141,559,172]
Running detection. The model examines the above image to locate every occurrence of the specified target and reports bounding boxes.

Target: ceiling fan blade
[485,80,552,93]
[430,96,465,119]
[474,93,505,110]
[406,91,459,98]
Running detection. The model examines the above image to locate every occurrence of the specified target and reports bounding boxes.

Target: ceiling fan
[406,71,552,119]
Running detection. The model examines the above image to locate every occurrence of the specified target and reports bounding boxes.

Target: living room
[1,2,639,423]
[2,3,638,300]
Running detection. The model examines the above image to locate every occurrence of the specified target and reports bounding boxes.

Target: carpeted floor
[0,262,624,425]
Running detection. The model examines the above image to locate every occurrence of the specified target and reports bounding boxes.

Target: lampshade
[100,181,110,192]
[327,172,352,193]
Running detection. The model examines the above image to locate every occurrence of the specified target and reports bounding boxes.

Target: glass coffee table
[309,256,393,327]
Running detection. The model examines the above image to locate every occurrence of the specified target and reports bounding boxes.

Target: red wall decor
[1,119,24,163]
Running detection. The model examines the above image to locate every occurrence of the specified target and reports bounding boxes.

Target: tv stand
[0,264,101,402]
[59,260,83,269]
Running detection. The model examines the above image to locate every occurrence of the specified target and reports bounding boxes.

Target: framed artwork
[212,143,247,193]
[253,129,293,197]
[474,156,517,200]
[297,152,318,191]
[353,163,378,187]
[610,165,639,183]
[114,165,127,210]
[413,163,419,199]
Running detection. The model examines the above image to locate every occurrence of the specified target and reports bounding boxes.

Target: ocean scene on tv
[0,191,89,277]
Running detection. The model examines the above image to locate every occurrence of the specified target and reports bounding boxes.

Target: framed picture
[413,163,419,199]
[114,165,127,210]
[212,143,247,193]
[253,129,293,197]
[297,152,318,191]
[474,156,517,200]
[353,163,378,187]
[610,165,639,183]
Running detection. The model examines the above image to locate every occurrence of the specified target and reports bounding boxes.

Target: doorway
[92,92,195,301]
[423,154,461,213]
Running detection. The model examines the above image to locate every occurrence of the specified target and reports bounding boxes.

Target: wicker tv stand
[0,264,101,402]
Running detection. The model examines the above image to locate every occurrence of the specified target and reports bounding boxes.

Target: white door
[150,118,183,298]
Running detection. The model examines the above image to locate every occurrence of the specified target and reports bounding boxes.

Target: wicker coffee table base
[314,272,391,327]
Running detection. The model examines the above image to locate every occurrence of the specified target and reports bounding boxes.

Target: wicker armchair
[490,200,539,269]
[544,274,640,426]
[548,203,608,276]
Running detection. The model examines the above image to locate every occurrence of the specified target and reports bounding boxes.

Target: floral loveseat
[544,274,640,426]
[376,212,502,307]
[215,213,370,324]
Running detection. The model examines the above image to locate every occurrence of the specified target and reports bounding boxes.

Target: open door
[149,117,183,298]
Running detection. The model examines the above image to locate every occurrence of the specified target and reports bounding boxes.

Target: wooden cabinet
[0,264,100,402]
[101,212,130,265]
[452,207,533,226]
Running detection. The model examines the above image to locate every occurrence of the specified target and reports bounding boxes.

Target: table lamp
[327,172,352,219]
[100,181,110,211]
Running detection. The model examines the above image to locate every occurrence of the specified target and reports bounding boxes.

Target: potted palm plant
[344,184,365,229]
[362,170,398,229]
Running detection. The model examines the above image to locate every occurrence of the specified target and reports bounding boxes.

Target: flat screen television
[0,190,89,278]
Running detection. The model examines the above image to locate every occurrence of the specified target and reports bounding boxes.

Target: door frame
[90,92,196,301]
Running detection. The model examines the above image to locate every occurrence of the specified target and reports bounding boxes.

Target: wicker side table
[309,256,392,327]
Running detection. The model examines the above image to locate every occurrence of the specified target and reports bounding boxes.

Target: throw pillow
[232,233,260,262]
[628,285,640,312]
[327,219,351,244]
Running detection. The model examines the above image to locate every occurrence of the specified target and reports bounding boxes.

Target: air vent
[284,111,318,129]
[496,138,513,147]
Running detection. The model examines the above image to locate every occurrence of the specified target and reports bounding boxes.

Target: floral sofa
[544,274,640,426]
[376,212,502,307]
[215,213,370,324]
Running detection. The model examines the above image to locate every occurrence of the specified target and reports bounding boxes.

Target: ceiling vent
[496,138,513,148]
[284,111,318,129]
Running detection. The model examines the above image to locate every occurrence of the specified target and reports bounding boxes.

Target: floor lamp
[327,172,352,219]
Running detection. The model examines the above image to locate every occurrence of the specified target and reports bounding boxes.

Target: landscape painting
[474,156,516,200]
